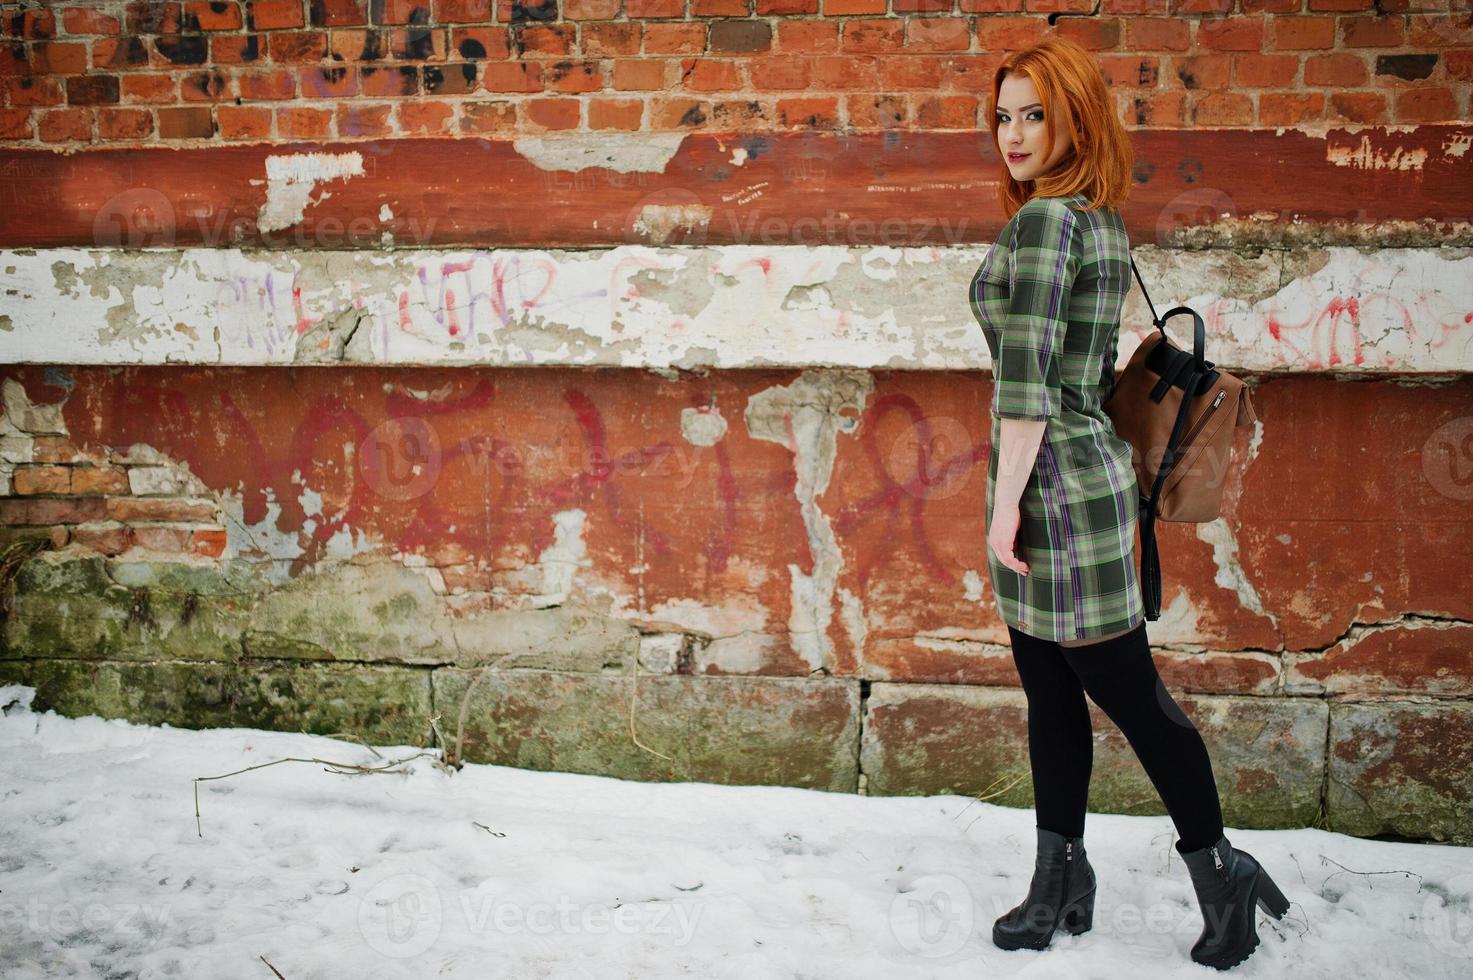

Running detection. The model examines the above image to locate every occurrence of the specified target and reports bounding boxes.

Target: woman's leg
[1007,624,1095,838]
[1056,621,1225,851]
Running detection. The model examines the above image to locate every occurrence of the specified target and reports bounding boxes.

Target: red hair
[988,34,1135,219]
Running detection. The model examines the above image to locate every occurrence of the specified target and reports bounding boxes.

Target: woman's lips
[1007,153,1030,162]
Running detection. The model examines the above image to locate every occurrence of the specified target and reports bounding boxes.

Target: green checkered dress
[968,193,1145,642]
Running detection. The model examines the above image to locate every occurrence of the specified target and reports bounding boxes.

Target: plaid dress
[968,192,1145,642]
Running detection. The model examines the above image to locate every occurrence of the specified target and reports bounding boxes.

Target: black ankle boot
[1177,833,1291,970]
[992,827,1097,951]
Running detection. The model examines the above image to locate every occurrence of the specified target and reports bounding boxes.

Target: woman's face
[995,71,1073,183]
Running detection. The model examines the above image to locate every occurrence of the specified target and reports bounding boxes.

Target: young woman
[968,35,1291,970]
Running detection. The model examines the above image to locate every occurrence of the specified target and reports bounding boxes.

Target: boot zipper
[1066,840,1073,862]
[1211,845,1229,882]
[1178,389,1226,452]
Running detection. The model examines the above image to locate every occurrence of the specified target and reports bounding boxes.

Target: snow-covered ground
[2,682,1471,979]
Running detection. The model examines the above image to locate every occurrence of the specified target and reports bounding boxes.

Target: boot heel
[1254,868,1290,919]
[1059,887,1095,934]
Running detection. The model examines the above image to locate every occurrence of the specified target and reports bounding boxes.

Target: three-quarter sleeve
[991,200,1080,421]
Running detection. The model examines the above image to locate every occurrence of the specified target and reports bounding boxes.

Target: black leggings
[1008,619,1225,851]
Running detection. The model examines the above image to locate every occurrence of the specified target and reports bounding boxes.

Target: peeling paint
[745,369,874,673]
[679,405,727,446]
[1326,135,1428,172]
[512,133,686,174]
[256,151,366,233]
[632,204,714,246]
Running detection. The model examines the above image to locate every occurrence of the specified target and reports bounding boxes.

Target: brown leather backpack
[1102,256,1260,621]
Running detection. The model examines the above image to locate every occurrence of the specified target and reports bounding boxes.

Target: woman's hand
[988,502,1030,575]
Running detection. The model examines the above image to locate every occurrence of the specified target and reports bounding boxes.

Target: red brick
[107,498,218,522]
[643,23,706,55]
[612,58,669,90]
[129,525,194,553]
[680,58,740,92]
[1233,53,1298,87]
[250,0,307,29]
[906,17,971,51]
[212,33,265,64]
[1192,91,1253,125]
[1395,86,1457,122]
[563,0,621,17]
[336,101,393,136]
[748,55,810,90]
[217,103,273,137]
[709,99,769,129]
[692,0,750,13]
[844,93,909,129]
[360,64,418,96]
[776,97,838,129]
[1172,0,1231,11]
[423,61,478,94]
[1340,14,1404,48]
[1197,15,1265,51]
[71,524,130,555]
[521,96,581,129]
[12,466,72,495]
[624,0,685,15]
[459,99,516,133]
[1125,89,1187,126]
[191,527,229,558]
[1258,91,1323,126]
[6,8,56,39]
[1171,53,1231,89]
[543,59,602,92]
[825,0,885,11]
[122,73,180,102]
[30,437,81,464]
[915,94,978,129]
[893,0,952,11]
[483,61,541,92]
[843,19,902,54]
[811,54,878,89]
[267,31,326,63]
[239,68,296,98]
[709,19,771,52]
[1447,50,1473,83]
[973,14,1048,50]
[588,96,644,129]
[67,75,122,105]
[451,26,510,58]
[1305,52,1367,85]
[648,96,711,129]
[375,0,424,23]
[496,0,556,18]
[4,77,65,107]
[757,0,818,11]
[180,70,232,101]
[92,35,153,70]
[1055,15,1123,50]
[434,0,494,20]
[1270,16,1335,50]
[38,108,92,142]
[276,105,332,137]
[1125,16,1189,51]
[1241,0,1297,10]
[299,64,358,97]
[961,0,1024,9]
[63,7,123,35]
[0,108,32,139]
[69,465,131,492]
[96,107,155,139]
[396,100,454,133]
[514,24,574,57]
[1098,54,1160,88]
[389,24,449,58]
[580,23,640,57]
[1308,0,1371,9]
[0,497,108,525]
[776,20,838,53]
[125,2,183,34]
[184,1,244,30]
[1327,90,1385,122]
[34,42,89,74]
[309,0,368,25]
[158,105,215,137]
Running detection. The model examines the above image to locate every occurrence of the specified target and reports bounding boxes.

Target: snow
[1,682,1471,979]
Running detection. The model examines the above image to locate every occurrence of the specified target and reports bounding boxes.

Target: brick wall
[1,0,1469,147]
